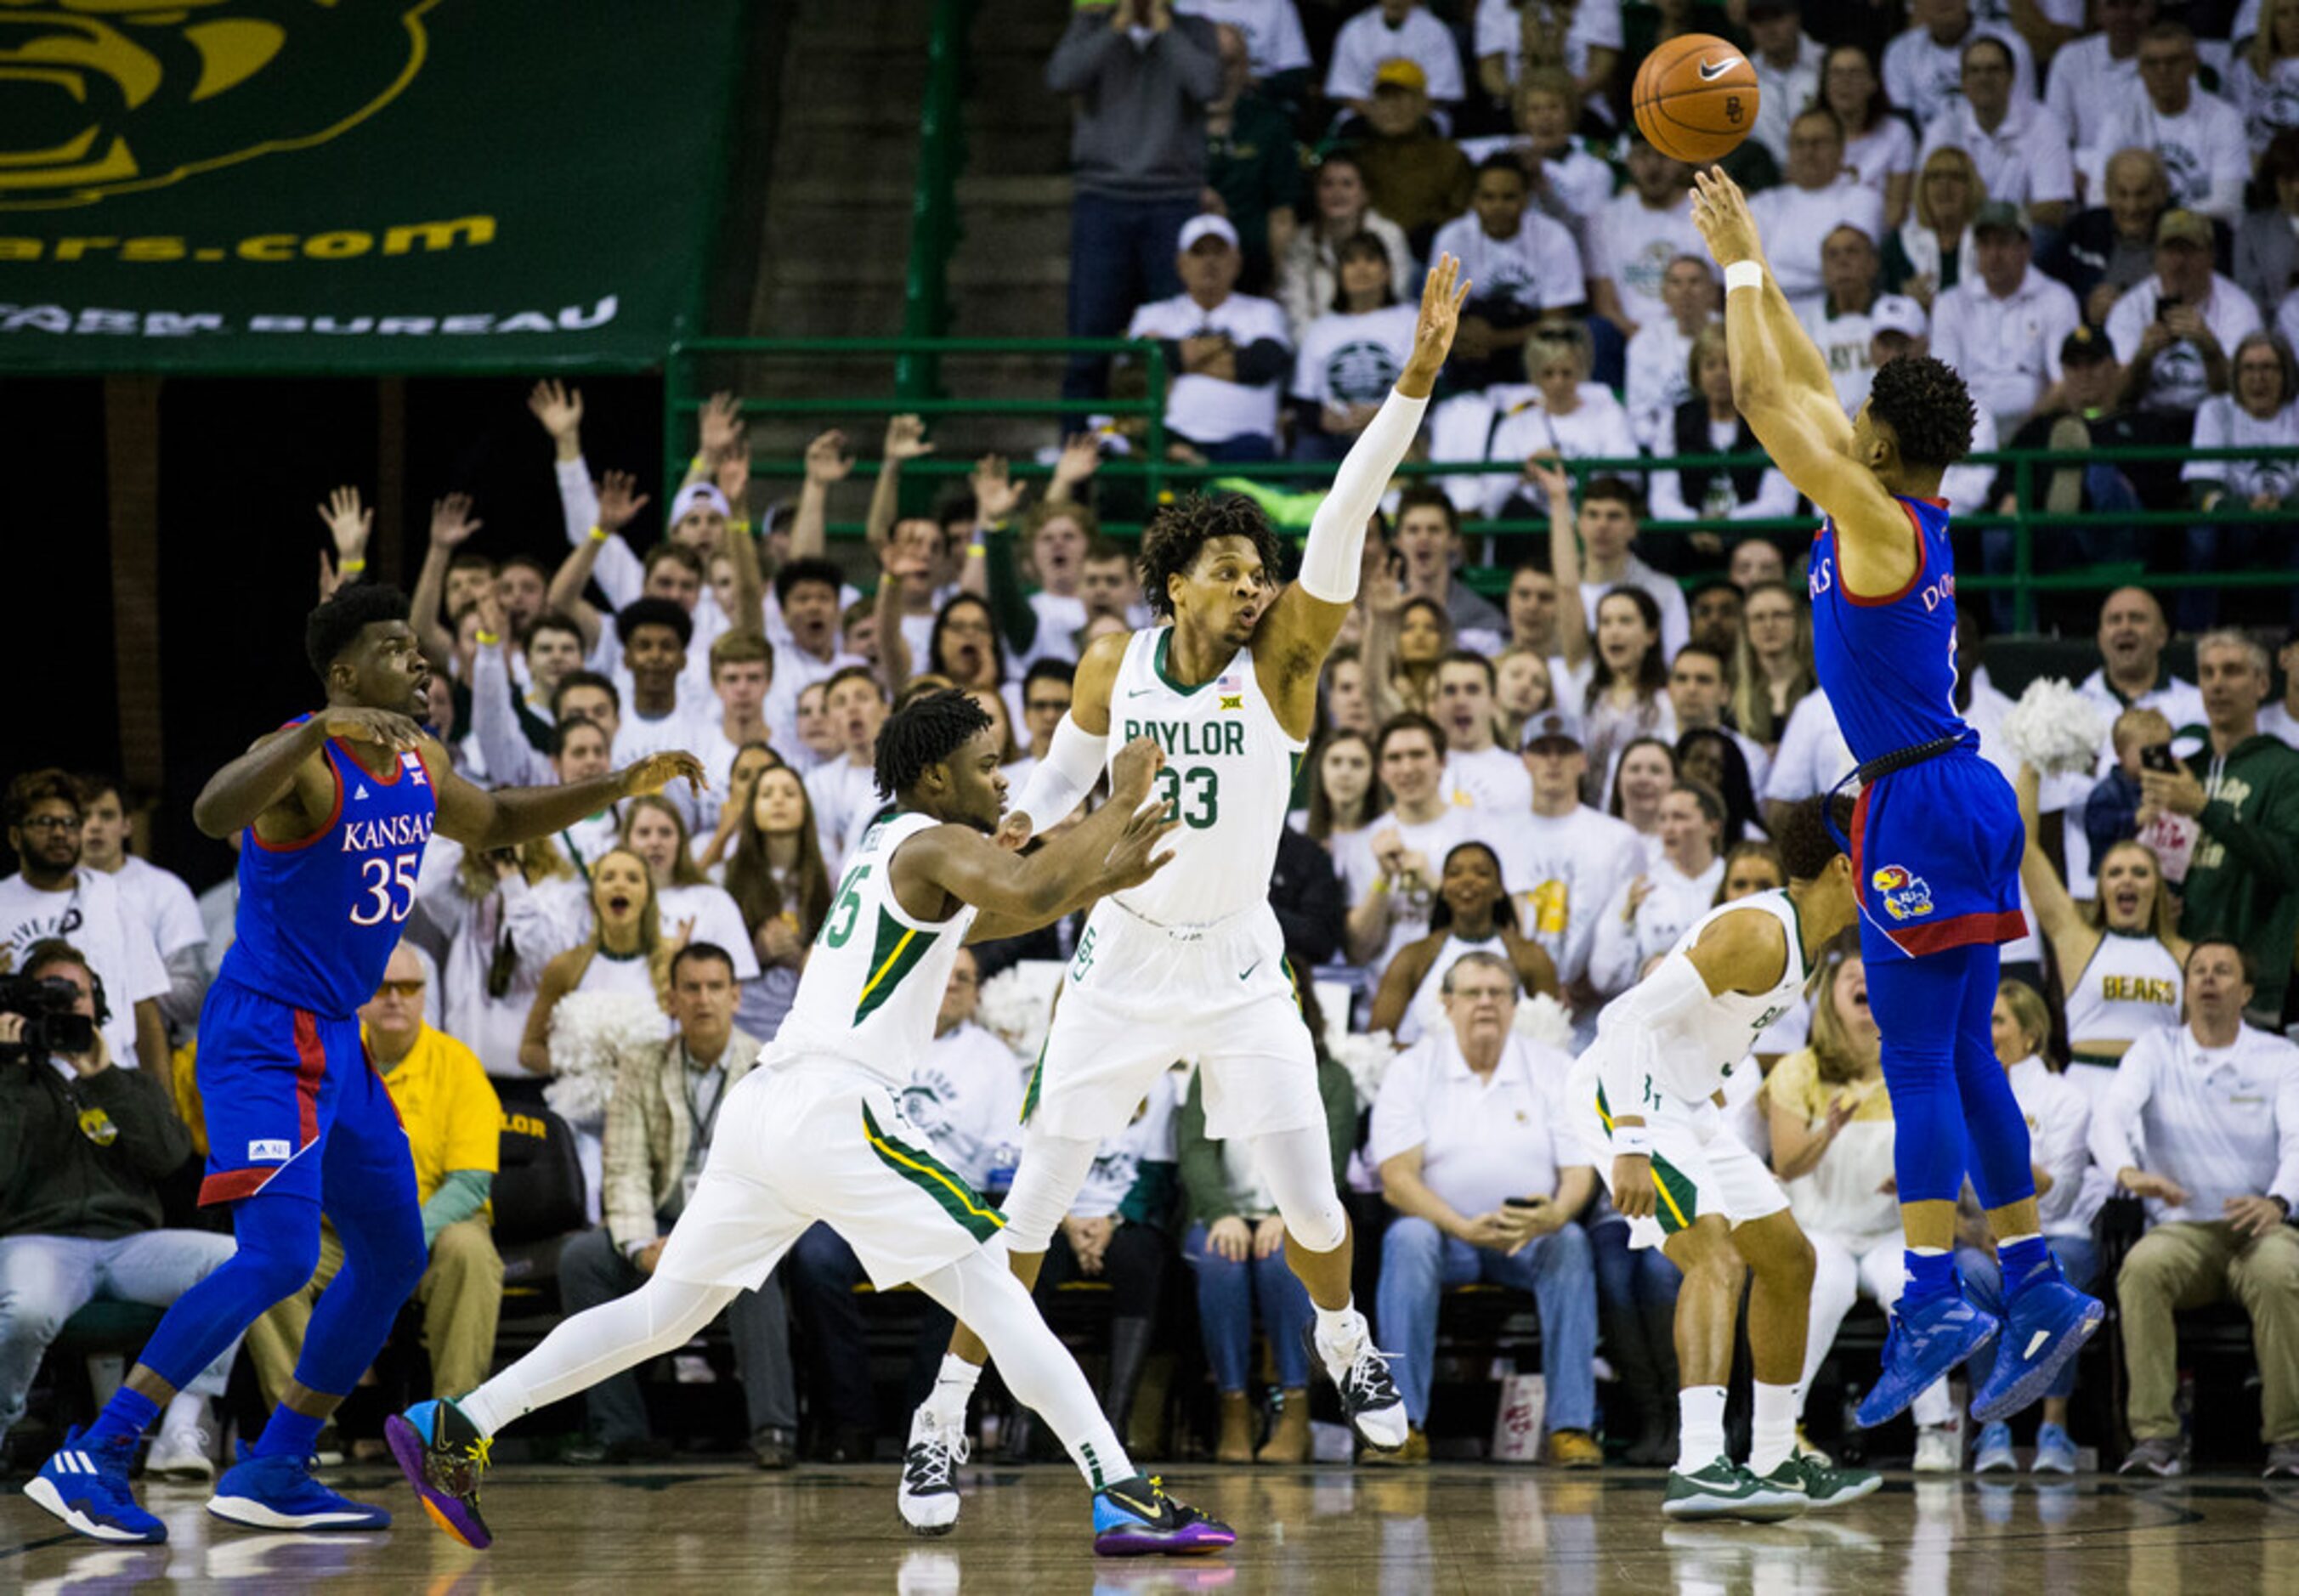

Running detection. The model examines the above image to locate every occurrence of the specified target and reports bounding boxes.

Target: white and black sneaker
[898,1408,966,1536]
[1304,1322,1407,1452]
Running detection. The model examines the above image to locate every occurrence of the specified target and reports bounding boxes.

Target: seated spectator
[2044,148,2174,331]
[789,950,1021,1462]
[0,771,167,1073]
[1340,712,1479,969]
[1651,325,1802,530]
[2087,22,2250,224]
[1343,60,1475,250]
[1884,145,1984,310]
[2092,940,2299,1479]
[1298,728,1385,857]
[1882,0,2037,130]
[1277,152,1417,342]
[2232,4,2299,158]
[413,835,587,1083]
[1202,23,1301,292]
[1328,0,1465,116]
[1179,981,1355,1463]
[1494,643,1554,750]
[1917,36,2075,232]
[244,944,503,1419]
[522,848,671,1078]
[1370,840,1557,1043]
[1675,727,1764,848]
[2182,332,2299,618]
[1363,583,1453,722]
[1748,108,1888,320]
[1392,489,1507,648]
[1604,735,1677,857]
[1956,978,2103,1476]
[74,776,207,1034]
[2138,631,2299,1028]
[1588,780,1725,1000]
[1324,644,1378,734]
[1002,659,1076,790]
[1126,215,1292,461]
[1468,68,1614,252]
[1746,0,1827,170]
[0,940,239,1481]
[2105,208,2261,430]
[2239,132,2299,313]
[1588,134,1703,360]
[2079,707,2179,886]
[1624,253,1719,450]
[559,942,795,1466]
[1932,201,2084,435]
[1370,951,1600,1465]
[1501,707,1645,1022]
[621,798,759,988]
[1472,0,1622,127]
[1537,463,1680,783]
[1729,538,1787,590]
[1431,156,1584,388]
[1434,651,1532,818]
[1730,578,1816,755]
[696,743,784,873]
[1821,42,1917,230]
[1291,236,1424,462]
[1047,0,1222,403]
[803,666,889,869]
[1176,0,1311,102]
[2048,0,2149,165]
[1486,329,1639,517]
[1769,942,1965,1469]
[1669,635,1767,780]
[720,765,833,1044]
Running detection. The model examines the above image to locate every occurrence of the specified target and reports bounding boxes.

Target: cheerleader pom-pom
[977,963,1060,1061]
[545,989,670,1126]
[1513,991,1577,1051]
[1324,1027,1397,1109]
[1998,677,2108,778]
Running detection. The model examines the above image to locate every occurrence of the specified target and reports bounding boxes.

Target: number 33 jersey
[218,719,438,1018]
[1107,627,1305,926]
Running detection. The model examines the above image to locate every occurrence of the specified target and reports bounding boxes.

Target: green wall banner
[0,0,743,373]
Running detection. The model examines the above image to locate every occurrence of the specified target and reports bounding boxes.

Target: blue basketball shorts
[195,979,408,1207]
[1848,751,2026,963]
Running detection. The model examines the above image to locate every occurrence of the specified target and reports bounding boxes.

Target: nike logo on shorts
[1698,57,1743,80]
[1238,959,1260,981]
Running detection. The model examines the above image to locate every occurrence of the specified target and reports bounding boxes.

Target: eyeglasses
[19,814,81,833]
[376,980,428,999]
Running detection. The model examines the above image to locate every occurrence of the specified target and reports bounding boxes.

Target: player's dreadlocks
[1136,492,1286,620]
[305,583,411,683]
[1867,354,1976,471]
[1775,793,1856,883]
[873,687,992,800]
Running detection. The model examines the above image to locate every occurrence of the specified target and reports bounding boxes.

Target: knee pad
[1283,1191,1347,1256]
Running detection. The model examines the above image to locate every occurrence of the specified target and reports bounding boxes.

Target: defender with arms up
[1687,169,2102,1432]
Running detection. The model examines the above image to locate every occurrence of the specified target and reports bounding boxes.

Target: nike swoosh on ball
[1697,58,1742,80]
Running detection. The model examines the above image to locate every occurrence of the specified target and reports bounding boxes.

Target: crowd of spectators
[8,0,2299,1485]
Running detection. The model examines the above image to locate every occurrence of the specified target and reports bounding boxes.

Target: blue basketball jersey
[216,721,439,1017]
[1807,495,1979,765]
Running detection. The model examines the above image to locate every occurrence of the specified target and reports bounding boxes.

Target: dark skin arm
[1368,935,1440,1037]
[427,739,706,853]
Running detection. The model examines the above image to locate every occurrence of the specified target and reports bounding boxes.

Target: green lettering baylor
[1120,719,1245,758]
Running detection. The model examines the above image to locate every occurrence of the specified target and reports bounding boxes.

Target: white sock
[161,1391,206,1429]
[1313,1302,1364,1363]
[1749,1381,1801,1476]
[1677,1384,1729,1474]
[923,1355,982,1427]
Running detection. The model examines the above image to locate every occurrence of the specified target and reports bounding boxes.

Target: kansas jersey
[770,809,978,1089]
[1594,891,1809,1106]
[1107,627,1304,925]
[1808,495,1977,765]
[218,722,438,1017]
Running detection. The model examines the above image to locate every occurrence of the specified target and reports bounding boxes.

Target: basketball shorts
[656,1061,1005,1293]
[1022,897,1322,1144]
[1568,1043,1786,1251]
[1848,751,2025,962]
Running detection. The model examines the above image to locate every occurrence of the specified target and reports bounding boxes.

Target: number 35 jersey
[218,720,438,1019]
[1107,627,1305,926]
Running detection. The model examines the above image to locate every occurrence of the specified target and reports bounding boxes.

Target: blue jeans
[1589,1215,1682,1315]
[1063,189,1200,402]
[0,1231,243,1442]
[1374,1214,1598,1431]
[1956,1235,2102,1406]
[1182,1221,1313,1395]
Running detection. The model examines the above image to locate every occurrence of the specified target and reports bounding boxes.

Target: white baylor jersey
[1594,890,1809,1106]
[767,808,977,1089]
[1106,627,1305,925]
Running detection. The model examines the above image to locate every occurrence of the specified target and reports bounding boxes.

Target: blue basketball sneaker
[1855,1290,1999,1429]
[23,1427,166,1543]
[1091,1474,1235,1557]
[385,1398,493,1548]
[1970,1271,2104,1425]
[207,1446,392,1531]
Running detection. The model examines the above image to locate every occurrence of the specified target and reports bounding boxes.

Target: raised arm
[718,437,767,637]
[1529,456,1590,675]
[546,470,651,653]
[1254,255,1468,739]
[866,415,932,552]
[873,539,920,697]
[790,427,853,563]
[314,485,373,614]
[965,455,1028,608]
[194,708,422,840]
[689,391,745,494]
[430,741,705,854]
[2015,761,2087,954]
[411,494,484,672]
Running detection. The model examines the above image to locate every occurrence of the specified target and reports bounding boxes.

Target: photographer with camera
[0,941,244,1480]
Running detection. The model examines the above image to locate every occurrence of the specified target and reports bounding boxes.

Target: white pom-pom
[1998,677,2108,778]
[1325,1028,1397,1108]
[544,990,669,1128]
[1513,992,1576,1051]
[977,963,1061,1063]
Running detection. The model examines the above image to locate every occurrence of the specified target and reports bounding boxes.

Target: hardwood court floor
[7,1463,2299,1594]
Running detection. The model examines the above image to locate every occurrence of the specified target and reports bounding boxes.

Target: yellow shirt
[1764,1048,1894,1126]
[366,1024,501,1211]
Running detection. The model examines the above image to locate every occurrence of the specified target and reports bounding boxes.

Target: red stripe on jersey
[199,1166,282,1206]
[1841,501,1930,608]
[1883,908,2031,958]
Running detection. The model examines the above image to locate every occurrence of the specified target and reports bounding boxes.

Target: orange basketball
[1632,33,1759,166]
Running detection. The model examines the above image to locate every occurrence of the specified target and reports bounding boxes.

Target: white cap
[670,482,732,524]
[1870,294,1928,341]
[1177,213,1241,253]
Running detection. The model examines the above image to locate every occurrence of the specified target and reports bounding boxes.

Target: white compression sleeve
[1011,713,1108,836]
[1296,386,1430,604]
[1610,949,1714,1045]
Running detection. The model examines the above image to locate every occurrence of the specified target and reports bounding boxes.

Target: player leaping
[897,257,1472,1531]
[1686,169,2102,1430]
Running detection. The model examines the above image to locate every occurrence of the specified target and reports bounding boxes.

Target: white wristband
[1611,1122,1655,1157]
[1724,261,1765,295]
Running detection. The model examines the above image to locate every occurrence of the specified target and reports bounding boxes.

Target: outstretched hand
[1102,795,1181,891]
[620,750,709,799]
[883,413,934,463]
[322,705,425,753]
[1403,252,1471,388]
[1688,167,1764,269]
[698,391,745,461]
[805,429,856,486]
[430,493,482,551]
[315,485,373,561]
[971,454,1027,522]
[528,379,583,441]
[596,470,651,532]
[1108,734,1168,805]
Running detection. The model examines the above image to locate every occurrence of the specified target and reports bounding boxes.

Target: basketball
[1632,33,1759,165]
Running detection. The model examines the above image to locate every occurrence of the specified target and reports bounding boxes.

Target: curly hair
[305,583,410,684]
[1136,493,1283,620]
[874,687,992,799]
[1868,354,1975,470]
[1774,794,1855,882]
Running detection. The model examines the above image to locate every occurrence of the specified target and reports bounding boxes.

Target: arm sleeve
[1011,713,1109,835]
[420,1168,493,1248]
[1296,387,1430,603]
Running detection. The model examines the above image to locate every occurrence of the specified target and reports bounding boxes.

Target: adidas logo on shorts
[248,1139,292,1161]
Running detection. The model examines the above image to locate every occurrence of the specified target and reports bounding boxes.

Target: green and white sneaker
[1759,1454,1882,1509]
[1662,1456,1809,1523]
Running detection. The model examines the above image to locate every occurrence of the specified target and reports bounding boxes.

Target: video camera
[0,974,97,1062]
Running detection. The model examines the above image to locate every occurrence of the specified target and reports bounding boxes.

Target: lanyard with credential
[682,1053,727,1153]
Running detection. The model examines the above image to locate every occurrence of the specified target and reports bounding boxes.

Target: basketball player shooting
[1685,168,2103,1429]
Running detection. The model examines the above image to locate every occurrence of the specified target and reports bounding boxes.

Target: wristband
[339,557,366,575]
[689,453,706,473]
[475,629,501,647]
[967,540,988,559]
[1610,1121,1655,1157]
[1724,261,1765,295]
[588,524,609,542]
[730,517,751,533]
